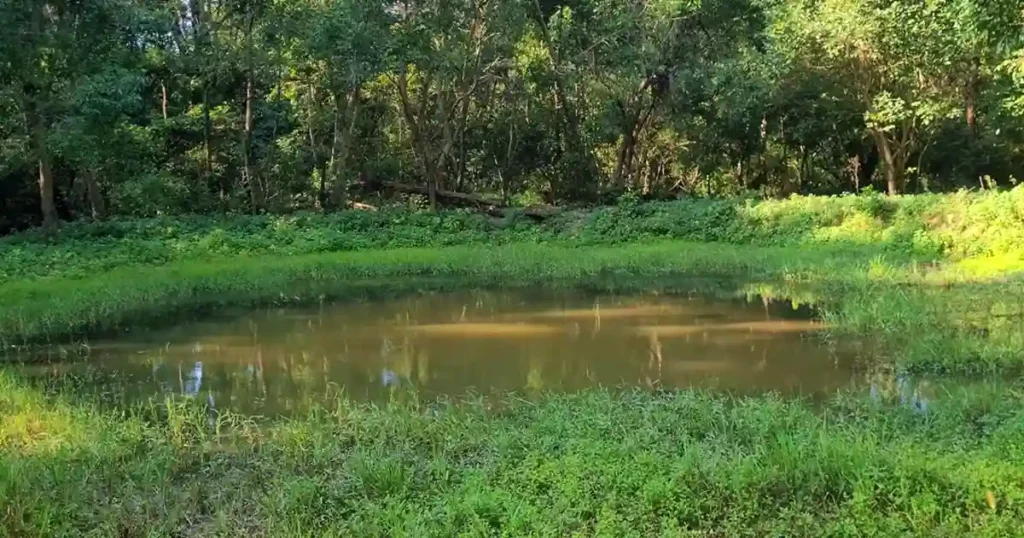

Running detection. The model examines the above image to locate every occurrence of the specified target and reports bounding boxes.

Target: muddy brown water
[17,290,863,415]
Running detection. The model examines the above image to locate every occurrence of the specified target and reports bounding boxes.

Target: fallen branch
[377,181,503,209]
[354,179,562,221]
[347,201,378,212]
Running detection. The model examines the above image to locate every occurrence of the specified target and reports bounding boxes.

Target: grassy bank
[2,371,1022,537]
[3,188,1023,282]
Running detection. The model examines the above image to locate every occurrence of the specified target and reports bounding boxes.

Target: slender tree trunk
[243,76,257,211]
[966,56,980,135]
[872,130,904,195]
[395,70,439,210]
[612,131,632,189]
[27,103,58,229]
[612,87,658,191]
[84,168,107,220]
[161,81,169,119]
[530,0,599,199]
[799,146,808,188]
[331,88,360,209]
[242,2,261,212]
[25,2,57,229]
[191,0,215,195]
[203,85,214,191]
[439,92,455,192]
[37,158,58,229]
[306,85,328,210]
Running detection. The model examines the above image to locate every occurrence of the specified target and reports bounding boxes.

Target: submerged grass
[2,371,1023,537]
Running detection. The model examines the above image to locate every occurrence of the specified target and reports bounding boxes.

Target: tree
[779,0,969,194]
[0,0,144,227]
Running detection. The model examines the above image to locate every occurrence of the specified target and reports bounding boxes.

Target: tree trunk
[306,85,328,210]
[331,89,360,210]
[203,85,214,185]
[37,158,58,230]
[530,0,599,199]
[25,1,57,229]
[438,92,455,193]
[241,1,259,213]
[611,130,633,189]
[27,103,58,229]
[242,76,258,212]
[84,168,107,220]
[191,0,215,194]
[872,130,904,195]
[966,56,980,135]
[395,70,440,211]
[161,81,169,119]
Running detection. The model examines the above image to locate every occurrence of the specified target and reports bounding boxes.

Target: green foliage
[3,0,1024,227]
[2,370,1022,536]
[4,189,1023,282]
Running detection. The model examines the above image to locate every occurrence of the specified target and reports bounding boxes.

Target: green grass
[3,187,1023,282]
[2,371,1022,537]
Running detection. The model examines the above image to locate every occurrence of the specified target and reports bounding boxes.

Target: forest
[2,0,1023,233]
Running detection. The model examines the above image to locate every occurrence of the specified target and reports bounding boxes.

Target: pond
[17,289,863,415]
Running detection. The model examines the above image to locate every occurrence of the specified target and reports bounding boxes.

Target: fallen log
[346,201,378,211]
[374,180,503,210]
[354,178,562,221]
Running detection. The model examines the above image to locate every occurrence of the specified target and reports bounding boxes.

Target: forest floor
[2,192,1024,536]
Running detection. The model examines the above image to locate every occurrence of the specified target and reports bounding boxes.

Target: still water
[20,290,861,415]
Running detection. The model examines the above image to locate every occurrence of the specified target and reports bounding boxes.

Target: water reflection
[183,361,203,396]
[869,372,933,412]
[17,290,862,416]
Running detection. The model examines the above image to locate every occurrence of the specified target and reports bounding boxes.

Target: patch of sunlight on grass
[808,212,884,245]
[0,408,101,455]
[866,256,905,281]
[952,252,1024,279]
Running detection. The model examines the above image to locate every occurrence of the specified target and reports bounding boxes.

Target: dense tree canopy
[2,0,1023,231]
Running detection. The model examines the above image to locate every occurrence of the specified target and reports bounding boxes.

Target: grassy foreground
[3,372,1023,537]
